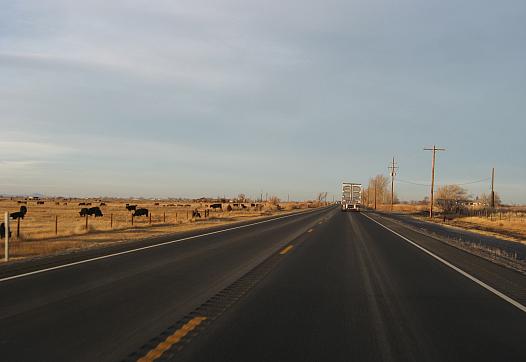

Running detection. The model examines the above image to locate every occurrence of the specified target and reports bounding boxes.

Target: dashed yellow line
[137,316,207,362]
[280,245,294,255]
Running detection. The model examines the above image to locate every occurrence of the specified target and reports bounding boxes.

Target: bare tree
[436,184,468,212]
[268,196,280,205]
[368,175,390,206]
[479,192,501,207]
[317,192,328,204]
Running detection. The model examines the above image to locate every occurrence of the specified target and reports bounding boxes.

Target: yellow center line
[280,245,294,255]
[137,316,207,362]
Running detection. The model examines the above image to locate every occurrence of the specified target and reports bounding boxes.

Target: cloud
[0,0,525,201]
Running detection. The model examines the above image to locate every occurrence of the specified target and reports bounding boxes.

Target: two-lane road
[1,208,525,361]
[0,207,332,361]
[176,211,526,362]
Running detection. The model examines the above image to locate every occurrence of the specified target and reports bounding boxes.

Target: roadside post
[4,212,9,262]
[55,215,58,235]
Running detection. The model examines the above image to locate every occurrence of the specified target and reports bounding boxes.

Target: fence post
[110,213,113,229]
[186,210,189,220]
[55,215,58,235]
[17,217,20,239]
[85,214,88,230]
[149,213,152,225]
[4,212,9,262]
[163,212,166,223]
[175,212,178,222]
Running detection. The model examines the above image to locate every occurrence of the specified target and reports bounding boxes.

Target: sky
[1,0,525,202]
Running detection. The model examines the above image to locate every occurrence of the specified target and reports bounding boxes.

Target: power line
[397,177,490,187]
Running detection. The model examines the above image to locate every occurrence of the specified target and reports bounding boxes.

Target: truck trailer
[341,183,362,211]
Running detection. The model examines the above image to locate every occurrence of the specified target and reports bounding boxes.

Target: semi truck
[341,182,362,211]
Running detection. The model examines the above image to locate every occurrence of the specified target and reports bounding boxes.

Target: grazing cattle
[100,202,106,206]
[64,202,68,205]
[233,203,239,207]
[154,202,159,206]
[251,203,256,207]
[192,210,201,218]
[90,207,103,217]
[0,222,11,239]
[184,204,191,207]
[10,206,28,220]
[126,205,137,211]
[37,201,44,205]
[79,207,103,217]
[79,202,86,206]
[241,204,247,209]
[86,202,92,206]
[210,203,222,210]
[17,201,27,204]
[133,208,148,217]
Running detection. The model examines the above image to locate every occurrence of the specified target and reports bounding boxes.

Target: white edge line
[362,212,526,314]
[0,208,325,283]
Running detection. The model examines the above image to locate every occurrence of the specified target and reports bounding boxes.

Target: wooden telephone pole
[388,157,398,212]
[424,145,445,218]
[491,167,495,208]
[374,179,377,210]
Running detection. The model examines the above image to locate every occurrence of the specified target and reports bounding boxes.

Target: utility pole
[374,179,377,210]
[424,145,446,218]
[491,167,495,208]
[388,157,398,212]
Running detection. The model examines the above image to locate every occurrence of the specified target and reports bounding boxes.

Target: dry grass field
[371,203,526,243]
[431,214,526,243]
[0,198,316,261]
[373,203,429,213]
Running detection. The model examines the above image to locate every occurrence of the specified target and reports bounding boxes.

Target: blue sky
[1,0,525,202]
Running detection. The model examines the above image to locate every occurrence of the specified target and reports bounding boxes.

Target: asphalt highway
[1,206,525,362]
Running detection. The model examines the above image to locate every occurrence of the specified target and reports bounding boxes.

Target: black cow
[192,210,201,218]
[241,204,247,209]
[37,201,44,205]
[210,203,222,210]
[17,201,27,204]
[126,205,137,211]
[0,222,11,239]
[133,208,148,217]
[79,207,103,217]
[251,203,256,207]
[154,202,159,206]
[79,202,86,206]
[86,202,92,206]
[10,206,28,220]
[100,202,106,206]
